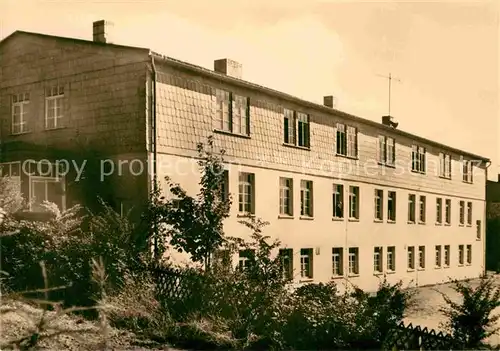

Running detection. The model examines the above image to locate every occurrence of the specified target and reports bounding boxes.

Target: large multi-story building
[0,21,490,291]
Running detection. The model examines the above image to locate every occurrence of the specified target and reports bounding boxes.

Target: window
[30,177,65,212]
[219,170,229,202]
[45,85,65,130]
[374,189,383,221]
[349,186,360,219]
[238,172,255,214]
[300,248,313,279]
[408,194,416,223]
[348,247,359,275]
[332,248,343,276]
[300,180,313,217]
[462,160,473,183]
[374,246,383,273]
[283,109,310,147]
[411,145,426,173]
[459,201,465,225]
[238,249,254,271]
[332,184,344,218]
[387,246,396,272]
[435,245,442,268]
[466,245,472,265]
[436,198,443,224]
[419,196,426,223]
[467,202,472,226]
[378,136,396,166]
[0,162,21,177]
[216,89,250,135]
[336,123,357,158]
[279,249,293,281]
[445,199,451,225]
[279,177,293,216]
[458,245,464,265]
[388,191,396,221]
[418,246,426,269]
[407,246,415,270]
[439,153,452,179]
[477,220,482,240]
[444,245,450,267]
[12,92,30,134]
[213,249,231,270]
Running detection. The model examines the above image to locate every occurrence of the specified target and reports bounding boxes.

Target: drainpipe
[484,160,492,276]
[150,53,158,259]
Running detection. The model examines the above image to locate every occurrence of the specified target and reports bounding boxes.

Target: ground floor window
[30,177,65,212]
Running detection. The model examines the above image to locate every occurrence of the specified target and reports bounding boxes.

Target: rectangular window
[374,246,383,273]
[45,85,65,130]
[407,246,415,270]
[332,247,343,276]
[336,123,346,156]
[418,246,426,269]
[459,200,465,225]
[466,245,472,265]
[436,198,443,224]
[337,123,357,158]
[467,202,472,226]
[439,153,452,179]
[348,247,359,275]
[284,109,310,147]
[378,136,396,166]
[419,196,426,223]
[219,170,229,202]
[444,245,450,267]
[300,248,313,279]
[412,145,426,173]
[462,160,473,183]
[349,186,360,219]
[283,109,295,145]
[408,194,416,223]
[387,246,396,272]
[388,191,396,222]
[238,249,254,271]
[30,177,65,212]
[279,248,293,281]
[477,220,482,240]
[458,245,464,265]
[279,177,293,216]
[332,184,344,218]
[374,189,383,221]
[216,89,250,136]
[238,172,255,214]
[300,180,313,217]
[435,245,442,268]
[12,92,30,134]
[445,199,451,225]
[297,112,310,148]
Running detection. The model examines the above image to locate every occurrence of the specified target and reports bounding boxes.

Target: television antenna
[376,73,401,116]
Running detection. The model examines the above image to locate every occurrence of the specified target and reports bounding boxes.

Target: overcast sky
[1,0,498,179]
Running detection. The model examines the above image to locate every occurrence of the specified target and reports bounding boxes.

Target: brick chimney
[323,95,337,108]
[382,115,399,129]
[93,20,114,44]
[214,59,242,79]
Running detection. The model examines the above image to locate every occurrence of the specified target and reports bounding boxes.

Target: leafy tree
[439,274,500,348]
[154,136,232,271]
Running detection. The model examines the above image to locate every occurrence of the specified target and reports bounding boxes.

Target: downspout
[150,53,158,259]
[484,160,492,276]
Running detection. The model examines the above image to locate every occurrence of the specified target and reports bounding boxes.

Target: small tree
[439,274,500,348]
[157,136,232,271]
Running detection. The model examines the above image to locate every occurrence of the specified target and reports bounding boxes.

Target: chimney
[323,95,338,108]
[382,115,399,129]
[93,20,114,44]
[214,58,242,79]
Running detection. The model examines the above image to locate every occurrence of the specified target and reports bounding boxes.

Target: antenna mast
[377,73,401,116]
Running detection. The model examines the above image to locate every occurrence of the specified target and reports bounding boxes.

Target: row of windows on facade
[215,89,475,184]
[237,243,473,280]
[10,87,65,134]
[230,171,480,232]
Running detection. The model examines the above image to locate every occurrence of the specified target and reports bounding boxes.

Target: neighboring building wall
[486,179,500,271]
[151,63,487,291]
[0,33,151,212]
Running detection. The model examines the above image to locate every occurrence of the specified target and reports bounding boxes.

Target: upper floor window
[412,145,426,174]
[459,200,465,225]
[378,136,395,166]
[374,189,383,221]
[436,198,443,224]
[12,92,30,134]
[439,153,452,179]
[336,123,357,158]
[216,89,250,136]
[408,194,416,223]
[349,186,360,219]
[462,160,473,184]
[332,184,344,219]
[419,196,426,224]
[300,180,313,217]
[45,85,65,130]
[238,172,255,214]
[387,191,397,222]
[279,177,293,216]
[445,199,451,225]
[283,109,310,148]
[467,202,473,226]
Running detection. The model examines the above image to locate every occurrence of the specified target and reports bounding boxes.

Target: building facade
[0,21,490,291]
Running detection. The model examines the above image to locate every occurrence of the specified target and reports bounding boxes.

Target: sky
[1,0,499,179]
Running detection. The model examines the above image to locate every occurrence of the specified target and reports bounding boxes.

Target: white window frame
[45,85,64,130]
[387,246,396,272]
[387,191,396,222]
[279,177,293,216]
[445,199,451,225]
[29,176,66,212]
[238,172,255,214]
[436,198,443,224]
[412,145,426,173]
[418,246,425,269]
[467,202,472,226]
[348,247,359,275]
[300,248,313,279]
[378,135,395,166]
[419,196,426,224]
[332,247,343,276]
[337,123,357,158]
[459,200,465,225]
[374,246,383,273]
[407,246,415,270]
[216,89,250,136]
[332,184,344,219]
[444,245,450,267]
[374,189,383,221]
[435,245,442,268]
[300,180,313,217]
[12,93,30,134]
[408,194,416,223]
[439,153,452,179]
[462,160,473,184]
[349,186,359,219]
[458,245,464,265]
[466,245,472,265]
